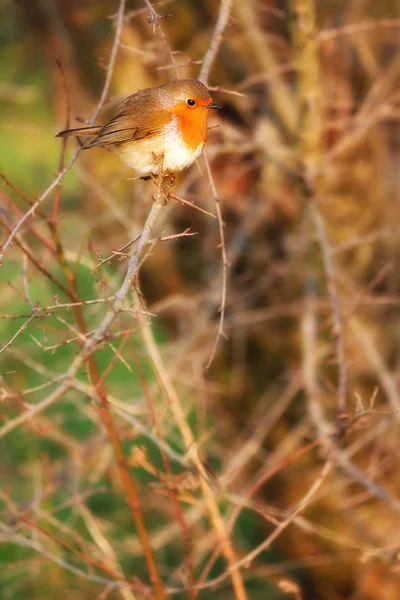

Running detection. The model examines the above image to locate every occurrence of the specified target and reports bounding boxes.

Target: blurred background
[1,0,400,598]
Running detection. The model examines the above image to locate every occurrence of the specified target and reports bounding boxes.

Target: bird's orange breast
[170,106,209,151]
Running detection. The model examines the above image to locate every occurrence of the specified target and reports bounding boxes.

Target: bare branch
[91,0,127,123]
[0,193,164,441]
[199,0,233,86]
[144,0,179,78]
[204,152,228,370]
[311,202,347,418]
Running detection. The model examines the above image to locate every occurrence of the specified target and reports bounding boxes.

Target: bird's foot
[164,171,176,187]
[149,170,175,204]
[150,173,170,205]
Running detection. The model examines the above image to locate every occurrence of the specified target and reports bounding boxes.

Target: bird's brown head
[156,79,220,113]
[152,79,220,149]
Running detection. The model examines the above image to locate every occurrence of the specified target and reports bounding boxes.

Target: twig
[157,229,198,243]
[156,59,202,72]
[53,60,70,224]
[0,526,139,593]
[91,0,126,123]
[291,0,346,417]
[311,203,347,417]
[170,193,217,219]
[234,0,296,133]
[143,0,179,78]
[193,455,333,592]
[204,153,228,371]
[122,0,176,23]
[77,165,131,229]
[19,516,143,594]
[0,314,39,354]
[0,155,80,264]
[198,426,316,584]
[350,317,400,420]
[198,0,233,86]
[0,183,56,254]
[128,338,197,598]
[302,276,400,512]
[0,214,71,297]
[319,18,400,42]
[96,234,142,267]
[137,313,248,600]
[5,346,190,470]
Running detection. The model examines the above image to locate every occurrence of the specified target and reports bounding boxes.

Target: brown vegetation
[1,1,400,598]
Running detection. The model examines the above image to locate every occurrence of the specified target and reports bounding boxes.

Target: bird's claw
[164,171,175,187]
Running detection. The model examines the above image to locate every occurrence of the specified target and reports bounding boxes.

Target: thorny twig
[144,0,179,78]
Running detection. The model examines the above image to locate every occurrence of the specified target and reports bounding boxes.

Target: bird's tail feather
[56,125,102,138]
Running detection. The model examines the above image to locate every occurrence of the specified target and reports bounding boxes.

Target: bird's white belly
[117,118,204,176]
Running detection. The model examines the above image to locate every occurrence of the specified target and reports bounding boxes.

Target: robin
[57,79,221,178]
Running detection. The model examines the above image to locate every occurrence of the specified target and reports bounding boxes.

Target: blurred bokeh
[1,0,400,598]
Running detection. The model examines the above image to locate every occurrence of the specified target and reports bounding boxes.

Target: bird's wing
[87,90,169,147]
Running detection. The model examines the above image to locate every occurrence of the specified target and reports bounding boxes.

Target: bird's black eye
[186,99,196,107]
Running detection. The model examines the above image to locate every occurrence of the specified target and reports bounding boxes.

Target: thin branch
[0,214,72,298]
[0,523,147,594]
[311,202,347,418]
[91,0,127,123]
[301,251,400,512]
[204,152,228,371]
[0,313,38,354]
[319,18,400,42]
[157,228,198,243]
[0,170,78,265]
[53,59,71,224]
[170,193,217,219]
[96,234,142,267]
[123,0,176,23]
[199,0,233,86]
[143,0,179,78]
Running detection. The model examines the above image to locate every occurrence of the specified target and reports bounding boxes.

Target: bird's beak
[207,102,222,109]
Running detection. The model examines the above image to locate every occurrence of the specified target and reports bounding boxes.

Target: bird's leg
[150,173,169,204]
[160,172,175,202]
[150,152,171,204]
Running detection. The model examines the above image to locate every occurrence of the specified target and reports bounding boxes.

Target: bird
[56,79,221,178]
